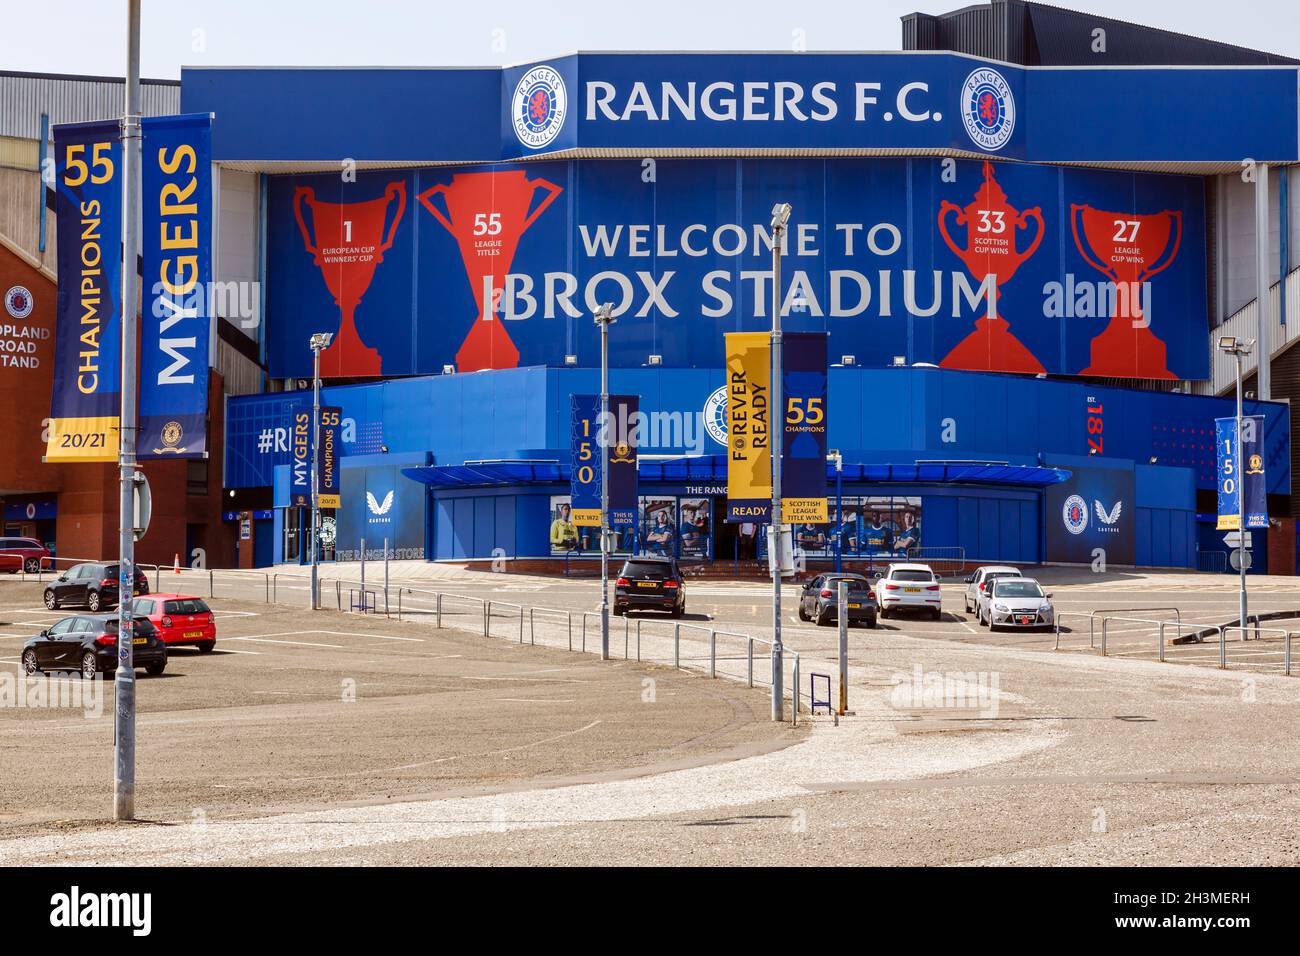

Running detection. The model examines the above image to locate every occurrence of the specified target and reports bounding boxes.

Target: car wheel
[198,641,216,654]
[979,611,989,627]
[613,606,625,616]
[879,606,889,620]
[816,607,832,627]
[43,589,58,610]
[81,652,99,680]
[798,603,810,622]
[87,590,101,612]
[671,606,683,619]
[146,660,166,677]
[932,607,942,621]
[24,558,40,574]
[22,649,39,675]
[866,614,877,629]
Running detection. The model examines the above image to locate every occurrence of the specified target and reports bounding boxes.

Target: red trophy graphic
[938,161,1045,374]
[1071,205,1182,379]
[293,181,407,377]
[418,170,563,371]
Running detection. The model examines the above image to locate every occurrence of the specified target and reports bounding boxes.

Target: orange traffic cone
[173,553,181,574]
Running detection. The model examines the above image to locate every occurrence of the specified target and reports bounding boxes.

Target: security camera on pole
[594,302,615,661]
[309,331,333,609]
[769,202,791,722]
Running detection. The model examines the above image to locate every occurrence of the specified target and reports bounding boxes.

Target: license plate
[132,637,146,645]
[848,603,861,609]
[904,587,921,593]
[637,581,657,588]
[1018,616,1032,625]
[133,589,142,596]
[184,630,204,638]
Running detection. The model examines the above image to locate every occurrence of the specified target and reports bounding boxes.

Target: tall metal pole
[311,346,321,610]
[834,451,843,575]
[595,303,614,661]
[837,579,848,716]
[1254,163,1271,401]
[1236,350,1247,633]
[113,0,142,823]
[598,310,608,660]
[770,205,789,721]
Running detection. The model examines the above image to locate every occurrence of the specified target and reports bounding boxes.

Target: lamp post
[308,332,333,610]
[770,202,791,722]
[1219,335,1254,635]
[113,0,142,823]
[831,449,843,574]
[594,302,615,661]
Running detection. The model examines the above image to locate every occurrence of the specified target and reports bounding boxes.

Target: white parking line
[227,637,344,649]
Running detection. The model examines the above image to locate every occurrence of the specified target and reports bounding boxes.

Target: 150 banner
[1216,416,1267,531]
[570,393,639,527]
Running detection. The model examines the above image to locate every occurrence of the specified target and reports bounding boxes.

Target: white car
[964,565,1022,616]
[875,563,942,620]
[980,577,1055,631]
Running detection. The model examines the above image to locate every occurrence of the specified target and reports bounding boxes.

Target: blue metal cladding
[182,57,1299,164]
[225,366,1290,500]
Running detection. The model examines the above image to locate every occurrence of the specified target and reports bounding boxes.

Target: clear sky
[1,0,1296,80]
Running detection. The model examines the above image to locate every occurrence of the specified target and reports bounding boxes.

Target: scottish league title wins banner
[47,120,123,462]
[571,394,638,527]
[1216,416,1267,531]
[782,332,829,523]
[139,113,213,460]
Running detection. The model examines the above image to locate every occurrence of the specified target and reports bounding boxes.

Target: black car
[797,573,878,628]
[43,562,149,612]
[22,614,167,680]
[614,556,686,617]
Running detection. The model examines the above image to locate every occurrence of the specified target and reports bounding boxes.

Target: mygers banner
[290,406,311,506]
[317,406,342,509]
[1216,416,1268,531]
[47,120,123,462]
[782,332,829,524]
[139,113,213,460]
[570,394,638,527]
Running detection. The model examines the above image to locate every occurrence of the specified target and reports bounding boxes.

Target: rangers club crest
[703,385,729,447]
[960,68,1015,152]
[512,65,567,149]
[4,285,33,319]
[1062,494,1089,535]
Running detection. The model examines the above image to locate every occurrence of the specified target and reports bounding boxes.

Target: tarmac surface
[1,563,1298,866]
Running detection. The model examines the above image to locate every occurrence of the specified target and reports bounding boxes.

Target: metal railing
[19,555,164,591]
[1055,609,1296,675]
[906,546,966,577]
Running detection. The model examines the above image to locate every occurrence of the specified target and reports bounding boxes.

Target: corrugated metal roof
[0,73,180,141]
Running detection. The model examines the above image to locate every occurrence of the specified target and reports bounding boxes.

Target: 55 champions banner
[266,157,1207,381]
[47,120,123,462]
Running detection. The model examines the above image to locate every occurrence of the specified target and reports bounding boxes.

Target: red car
[0,537,51,574]
[131,593,216,652]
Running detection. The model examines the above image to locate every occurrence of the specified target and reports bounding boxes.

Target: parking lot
[0,579,797,839]
[2,562,1299,866]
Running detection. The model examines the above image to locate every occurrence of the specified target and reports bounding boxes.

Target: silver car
[963,565,1021,615]
[979,577,1055,631]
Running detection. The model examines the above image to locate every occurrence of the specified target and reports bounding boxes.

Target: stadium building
[3,0,1299,574]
